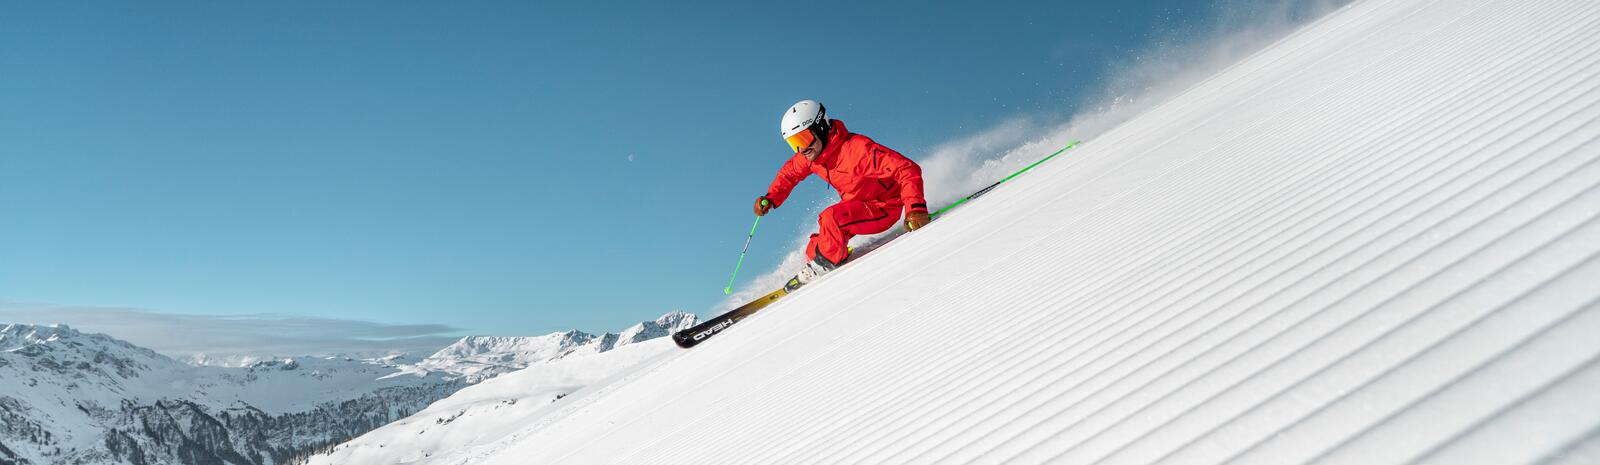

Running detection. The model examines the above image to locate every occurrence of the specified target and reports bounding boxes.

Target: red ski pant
[806,200,901,265]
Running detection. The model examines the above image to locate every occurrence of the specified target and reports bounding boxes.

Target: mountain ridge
[0,311,696,465]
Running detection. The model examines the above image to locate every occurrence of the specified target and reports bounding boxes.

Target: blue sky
[0,0,1337,353]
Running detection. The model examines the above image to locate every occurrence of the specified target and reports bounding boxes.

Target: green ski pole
[932,140,1080,218]
[724,199,770,294]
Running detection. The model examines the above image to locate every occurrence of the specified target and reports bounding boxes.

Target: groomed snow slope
[479,0,1600,463]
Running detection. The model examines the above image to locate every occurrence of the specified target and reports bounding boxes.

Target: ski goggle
[785,129,817,153]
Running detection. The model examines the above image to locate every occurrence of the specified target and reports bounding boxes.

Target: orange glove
[904,210,931,231]
[754,196,774,216]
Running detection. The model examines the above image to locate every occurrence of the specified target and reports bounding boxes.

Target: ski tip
[723,286,732,295]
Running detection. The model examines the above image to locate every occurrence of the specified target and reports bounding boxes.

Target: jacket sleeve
[867,145,929,213]
[764,154,811,209]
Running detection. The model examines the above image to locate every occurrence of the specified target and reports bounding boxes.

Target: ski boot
[786,252,846,292]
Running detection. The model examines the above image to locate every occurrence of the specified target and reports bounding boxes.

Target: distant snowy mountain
[398,311,698,382]
[180,353,305,368]
[0,312,696,465]
[0,324,88,352]
[0,323,461,465]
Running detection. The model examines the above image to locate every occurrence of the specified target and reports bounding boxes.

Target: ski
[672,284,791,348]
[670,250,860,348]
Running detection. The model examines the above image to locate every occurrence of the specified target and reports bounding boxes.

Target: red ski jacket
[765,119,929,214]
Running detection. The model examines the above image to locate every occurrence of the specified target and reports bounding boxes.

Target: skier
[754,100,931,285]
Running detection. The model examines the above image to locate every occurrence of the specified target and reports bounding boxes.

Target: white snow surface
[355,0,1600,462]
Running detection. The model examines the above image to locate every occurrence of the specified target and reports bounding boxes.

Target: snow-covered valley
[0,312,694,465]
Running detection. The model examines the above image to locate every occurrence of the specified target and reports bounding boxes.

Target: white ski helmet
[780,99,830,153]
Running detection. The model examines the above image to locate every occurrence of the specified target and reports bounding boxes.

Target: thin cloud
[0,300,464,360]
